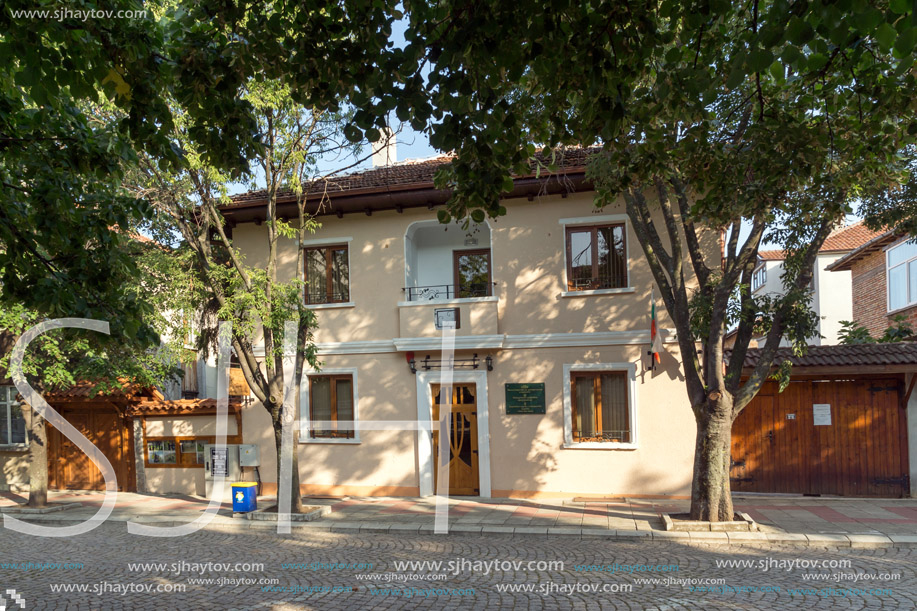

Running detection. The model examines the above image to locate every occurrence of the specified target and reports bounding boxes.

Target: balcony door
[453,249,492,299]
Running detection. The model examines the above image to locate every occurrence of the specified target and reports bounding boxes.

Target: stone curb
[4,516,911,547]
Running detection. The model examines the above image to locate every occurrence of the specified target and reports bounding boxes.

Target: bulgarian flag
[650,288,663,368]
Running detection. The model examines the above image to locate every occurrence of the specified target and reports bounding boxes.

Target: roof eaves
[825,229,900,272]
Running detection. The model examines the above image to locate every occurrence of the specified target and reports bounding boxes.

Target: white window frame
[299,367,360,444]
[751,265,767,292]
[302,236,354,309]
[886,241,917,313]
[562,363,638,450]
[558,215,633,297]
[0,386,27,448]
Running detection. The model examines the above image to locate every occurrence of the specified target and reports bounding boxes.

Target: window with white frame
[887,240,917,312]
[301,369,359,442]
[0,386,26,446]
[751,265,767,291]
[304,244,350,304]
[563,364,637,448]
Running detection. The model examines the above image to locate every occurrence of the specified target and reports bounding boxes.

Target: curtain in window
[306,249,328,303]
[332,248,349,302]
[9,403,25,444]
[597,226,626,288]
[335,378,354,435]
[311,377,332,436]
[600,373,629,442]
[574,377,596,440]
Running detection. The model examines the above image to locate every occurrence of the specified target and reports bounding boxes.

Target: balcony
[399,220,499,340]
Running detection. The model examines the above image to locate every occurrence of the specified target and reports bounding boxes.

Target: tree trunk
[273,417,305,514]
[689,399,734,522]
[27,407,48,508]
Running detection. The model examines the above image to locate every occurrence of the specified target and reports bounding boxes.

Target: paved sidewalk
[4,490,917,546]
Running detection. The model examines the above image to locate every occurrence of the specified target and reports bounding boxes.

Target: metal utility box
[231,482,258,513]
[239,444,260,467]
[204,444,242,500]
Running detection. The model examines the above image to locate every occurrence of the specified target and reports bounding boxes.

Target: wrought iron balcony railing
[402,283,492,302]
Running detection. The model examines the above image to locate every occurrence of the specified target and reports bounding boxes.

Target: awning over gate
[735,342,917,376]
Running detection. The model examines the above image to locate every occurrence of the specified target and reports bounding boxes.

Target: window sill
[306,301,355,310]
[0,444,28,453]
[563,442,637,450]
[561,287,636,298]
[397,296,498,307]
[299,437,361,445]
[887,303,917,316]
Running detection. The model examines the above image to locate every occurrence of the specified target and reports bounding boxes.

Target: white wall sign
[813,404,832,426]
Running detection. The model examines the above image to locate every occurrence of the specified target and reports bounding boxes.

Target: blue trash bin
[231,482,258,513]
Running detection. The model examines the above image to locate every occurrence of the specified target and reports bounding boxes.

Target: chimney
[371,127,396,167]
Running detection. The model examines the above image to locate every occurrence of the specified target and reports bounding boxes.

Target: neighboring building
[736,221,882,347]
[826,228,917,337]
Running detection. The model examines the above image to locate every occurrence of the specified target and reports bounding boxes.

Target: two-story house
[202,146,718,500]
[1,149,717,500]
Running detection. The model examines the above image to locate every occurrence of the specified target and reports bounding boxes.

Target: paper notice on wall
[813,404,832,426]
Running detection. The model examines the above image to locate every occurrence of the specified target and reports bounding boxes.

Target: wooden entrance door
[49,406,134,491]
[731,379,909,497]
[432,384,480,495]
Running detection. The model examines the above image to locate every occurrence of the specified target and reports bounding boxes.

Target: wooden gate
[432,383,480,495]
[48,405,135,491]
[731,379,909,497]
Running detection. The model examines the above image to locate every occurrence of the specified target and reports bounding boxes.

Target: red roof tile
[756,222,882,264]
[826,228,899,272]
[224,147,598,207]
[820,221,884,252]
[127,398,242,416]
[736,342,917,370]
[44,381,163,402]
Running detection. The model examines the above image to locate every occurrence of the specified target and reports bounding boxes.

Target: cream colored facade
[1,189,713,499]
[220,190,713,499]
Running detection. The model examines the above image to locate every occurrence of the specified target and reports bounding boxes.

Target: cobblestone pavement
[6,491,917,538]
[2,523,916,610]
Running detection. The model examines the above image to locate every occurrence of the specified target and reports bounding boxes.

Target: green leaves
[875,22,898,51]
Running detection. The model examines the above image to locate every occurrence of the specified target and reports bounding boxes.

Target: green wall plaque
[505,383,546,414]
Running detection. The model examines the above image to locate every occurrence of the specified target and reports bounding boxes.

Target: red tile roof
[756,222,883,263]
[127,398,242,417]
[826,228,899,272]
[820,221,884,252]
[44,381,163,402]
[737,342,917,370]
[224,147,598,208]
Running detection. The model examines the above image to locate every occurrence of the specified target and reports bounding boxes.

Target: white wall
[406,221,490,290]
[754,256,851,346]
[814,252,852,345]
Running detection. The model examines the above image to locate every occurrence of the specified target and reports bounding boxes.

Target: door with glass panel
[431,383,480,495]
